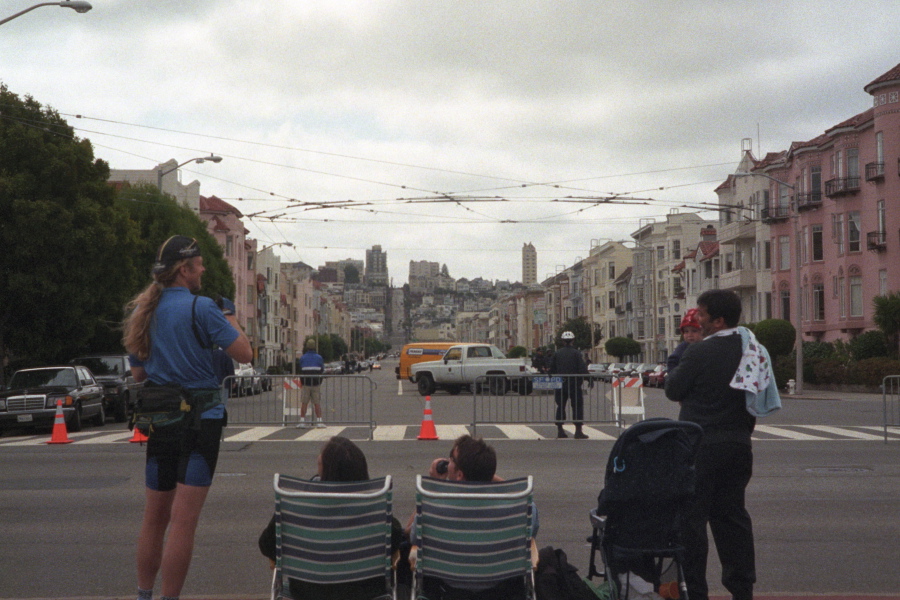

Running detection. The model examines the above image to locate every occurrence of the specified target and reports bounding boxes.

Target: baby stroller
[587,418,703,600]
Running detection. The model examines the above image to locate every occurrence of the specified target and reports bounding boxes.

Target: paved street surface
[1,360,898,600]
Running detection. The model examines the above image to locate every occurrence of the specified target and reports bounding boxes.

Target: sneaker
[574,431,589,439]
[295,418,309,429]
[316,418,326,429]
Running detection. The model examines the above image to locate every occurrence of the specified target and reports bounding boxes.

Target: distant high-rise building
[365,245,389,286]
[522,242,537,285]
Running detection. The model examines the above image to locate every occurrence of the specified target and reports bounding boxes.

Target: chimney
[700,225,717,242]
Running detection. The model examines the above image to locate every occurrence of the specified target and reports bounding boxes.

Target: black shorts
[145,418,224,491]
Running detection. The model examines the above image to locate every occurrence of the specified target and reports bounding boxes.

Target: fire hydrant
[786,379,796,395]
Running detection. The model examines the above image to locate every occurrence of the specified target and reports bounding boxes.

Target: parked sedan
[646,364,668,388]
[0,366,105,432]
[70,354,140,422]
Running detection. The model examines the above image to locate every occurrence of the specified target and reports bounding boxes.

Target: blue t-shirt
[130,287,240,418]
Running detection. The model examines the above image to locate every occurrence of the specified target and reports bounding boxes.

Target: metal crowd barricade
[470,373,619,436]
[222,374,377,439]
[882,375,900,443]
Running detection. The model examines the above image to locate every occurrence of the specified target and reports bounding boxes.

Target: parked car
[600,363,629,381]
[645,364,668,388]
[70,354,140,422]
[633,363,659,384]
[0,366,105,432]
[232,362,260,396]
[371,362,382,370]
[587,362,610,378]
[254,367,273,391]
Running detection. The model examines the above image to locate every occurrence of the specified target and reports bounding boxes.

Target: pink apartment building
[199,195,253,332]
[755,62,900,343]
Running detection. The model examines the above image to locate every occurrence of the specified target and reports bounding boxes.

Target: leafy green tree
[849,330,888,361]
[555,316,602,350]
[605,337,641,360]
[873,292,900,353]
[753,319,796,357]
[507,345,527,358]
[329,334,348,360]
[0,86,141,379]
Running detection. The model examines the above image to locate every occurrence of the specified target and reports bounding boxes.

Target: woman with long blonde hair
[124,235,251,600]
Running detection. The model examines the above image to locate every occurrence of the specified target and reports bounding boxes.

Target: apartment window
[801,226,808,264]
[850,276,863,317]
[810,165,822,195]
[763,241,771,270]
[704,261,713,280]
[813,284,825,321]
[880,269,888,296]
[780,290,791,321]
[657,246,665,261]
[672,240,681,260]
[877,200,886,234]
[636,320,645,338]
[225,236,233,257]
[778,183,790,210]
[848,211,861,252]
[608,262,616,280]
[672,314,681,331]
[876,132,884,165]
[812,225,823,261]
[779,236,791,270]
[833,214,844,254]
[608,291,615,309]
[658,317,666,336]
[838,277,846,318]
[847,148,859,180]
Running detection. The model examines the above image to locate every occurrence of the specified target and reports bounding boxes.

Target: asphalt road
[1,360,898,599]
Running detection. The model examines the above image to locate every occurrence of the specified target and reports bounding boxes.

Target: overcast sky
[3,1,898,284]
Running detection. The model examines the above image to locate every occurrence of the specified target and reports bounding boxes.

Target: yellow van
[396,342,471,381]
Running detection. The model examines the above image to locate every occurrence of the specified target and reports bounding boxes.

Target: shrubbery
[507,346,527,358]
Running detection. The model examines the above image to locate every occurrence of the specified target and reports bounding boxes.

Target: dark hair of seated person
[320,435,369,481]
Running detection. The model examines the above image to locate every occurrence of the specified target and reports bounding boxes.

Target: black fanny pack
[131,383,220,436]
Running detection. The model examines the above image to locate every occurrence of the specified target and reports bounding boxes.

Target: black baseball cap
[152,235,201,274]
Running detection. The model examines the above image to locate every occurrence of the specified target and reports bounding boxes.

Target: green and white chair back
[413,475,534,598]
[272,474,394,600]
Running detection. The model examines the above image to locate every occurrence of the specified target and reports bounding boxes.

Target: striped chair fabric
[413,475,534,594]
[273,474,393,599]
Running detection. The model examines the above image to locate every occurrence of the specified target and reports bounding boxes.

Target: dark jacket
[664,332,755,445]
[548,345,587,376]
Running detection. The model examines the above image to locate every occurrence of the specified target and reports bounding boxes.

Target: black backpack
[535,546,598,600]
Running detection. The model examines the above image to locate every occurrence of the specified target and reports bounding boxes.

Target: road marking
[435,424,470,439]
[858,425,900,436]
[297,426,346,441]
[88,431,135,444]
[374,425,407,441]
[800,425,886,441]
[496,424,544,440]
[754,425,831,440]
[578,425,619,440]
[225,427,284,442]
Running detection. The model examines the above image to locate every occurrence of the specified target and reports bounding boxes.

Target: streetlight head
[63,1,92,13]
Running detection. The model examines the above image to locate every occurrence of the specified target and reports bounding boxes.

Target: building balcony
[761,205,790,223]
[867,230,887,252]
[718,220,755,243]
[824,176,860,197]
[865,162,885,182]
[719,269,758,290]
[796,192,823,211]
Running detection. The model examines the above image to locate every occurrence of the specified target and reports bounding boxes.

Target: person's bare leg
[137,489,176,590]
[159,483,211,598]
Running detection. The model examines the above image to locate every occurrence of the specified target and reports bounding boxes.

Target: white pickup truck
[409,343,534,396]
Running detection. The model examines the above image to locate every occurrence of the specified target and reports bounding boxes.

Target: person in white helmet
[548,331,589,439]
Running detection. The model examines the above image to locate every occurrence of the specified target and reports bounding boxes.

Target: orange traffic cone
[46,399,73,444]
[417,396,439,440]
[129,427,149,443]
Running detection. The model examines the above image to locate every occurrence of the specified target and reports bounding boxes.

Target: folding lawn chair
[412,475,536,600]
[587,418,703,600]
[272,474,395,600]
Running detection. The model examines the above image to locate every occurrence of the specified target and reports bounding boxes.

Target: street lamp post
[733,171,803,394]
[157,154,222,191]
[258,241,294,253]
[1,1,91,26]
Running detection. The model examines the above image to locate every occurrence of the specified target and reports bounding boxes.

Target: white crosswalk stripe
[2,424,899,445]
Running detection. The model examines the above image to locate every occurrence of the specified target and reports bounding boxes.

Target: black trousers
[683,442,756,600]
[554,379,584,425]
